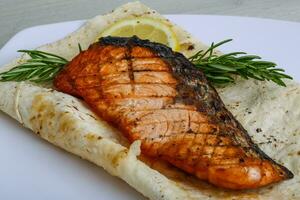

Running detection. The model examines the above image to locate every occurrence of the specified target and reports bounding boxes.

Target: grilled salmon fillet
[54,36,293,189]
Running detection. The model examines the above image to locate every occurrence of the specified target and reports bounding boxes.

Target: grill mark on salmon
[54,36,293,190]
[97,71,176,85]
[100,83,178,98]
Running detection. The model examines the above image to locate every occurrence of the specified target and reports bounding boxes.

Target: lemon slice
[99,17,179,51]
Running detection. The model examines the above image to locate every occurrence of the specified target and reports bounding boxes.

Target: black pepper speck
[256,128,262,133]
[187,45,194,51]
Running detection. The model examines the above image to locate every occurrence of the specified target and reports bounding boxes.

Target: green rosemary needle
[189,39,293,86]
[0,39,293,86]
[0,50,68,83]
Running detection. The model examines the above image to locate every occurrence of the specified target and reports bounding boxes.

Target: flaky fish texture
[54,36,293,189]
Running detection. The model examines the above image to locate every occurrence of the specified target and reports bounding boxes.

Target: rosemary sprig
[189,39,292,86]
[0,50,68,83]
[0,39,292,86]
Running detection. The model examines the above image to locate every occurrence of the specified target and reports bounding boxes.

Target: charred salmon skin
[54,36,293,189]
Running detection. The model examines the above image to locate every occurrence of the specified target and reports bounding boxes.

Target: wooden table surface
[1,0,300,48]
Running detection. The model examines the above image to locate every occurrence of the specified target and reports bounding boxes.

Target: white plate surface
[0,15,300,200]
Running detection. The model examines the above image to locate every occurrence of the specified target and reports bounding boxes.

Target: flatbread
[0,2,299,199]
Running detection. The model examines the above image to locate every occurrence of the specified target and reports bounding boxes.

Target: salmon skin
[54,36,293,189]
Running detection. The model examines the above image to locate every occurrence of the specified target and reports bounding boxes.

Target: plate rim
[2,14,300,54]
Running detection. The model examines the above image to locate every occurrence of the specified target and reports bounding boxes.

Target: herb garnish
[190,39,292,86]
[0,39,292,86]
[0,50,68,83]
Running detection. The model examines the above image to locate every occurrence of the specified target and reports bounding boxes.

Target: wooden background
[1,0,300,48]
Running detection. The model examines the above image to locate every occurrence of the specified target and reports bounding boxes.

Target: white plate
[0,15,300,200]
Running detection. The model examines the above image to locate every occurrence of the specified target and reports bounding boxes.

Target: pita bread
[0,2,299,199]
